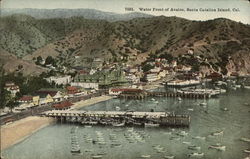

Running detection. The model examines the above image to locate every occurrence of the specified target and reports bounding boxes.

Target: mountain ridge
[0,13,249,75]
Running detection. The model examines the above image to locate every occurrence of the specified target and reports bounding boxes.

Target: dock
[119,91,213,99]
[42,110,190,127]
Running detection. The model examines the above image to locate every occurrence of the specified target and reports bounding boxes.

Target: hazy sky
[1,0,250,24]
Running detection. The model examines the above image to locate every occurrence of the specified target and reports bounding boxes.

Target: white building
[4,82,20,97]
[125,74,140,84]
[145,72,159,82]
[70,82,99,90]
[45,75,72,85]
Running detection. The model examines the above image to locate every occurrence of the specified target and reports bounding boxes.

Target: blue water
[3,89,250,159]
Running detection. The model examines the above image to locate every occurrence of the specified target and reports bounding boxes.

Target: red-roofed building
[18,96,33,103]
[67,86,79,94]
[53,101,73,110]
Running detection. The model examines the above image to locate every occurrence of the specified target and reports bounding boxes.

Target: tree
[35,56,43,65]
[45,56,56,66]
[142,64,154,72]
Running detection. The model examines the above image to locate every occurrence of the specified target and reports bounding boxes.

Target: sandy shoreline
[0,95,113,151]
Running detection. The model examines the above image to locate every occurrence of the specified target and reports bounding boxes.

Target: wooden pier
[119,91,212,99]
[42,110,190,127]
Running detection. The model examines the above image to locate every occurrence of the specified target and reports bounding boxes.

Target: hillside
[0,49,47,75]
[1,8,153,21]
[0,14,250,75]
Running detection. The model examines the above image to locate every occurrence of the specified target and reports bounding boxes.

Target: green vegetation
[0,65,57,109]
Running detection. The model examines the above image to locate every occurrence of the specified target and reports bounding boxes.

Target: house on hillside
[45,75,72,85]
[4,82,20,97]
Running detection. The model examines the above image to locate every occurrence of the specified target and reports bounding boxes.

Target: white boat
[112,122,125,127]
[211,130,224,136]
[115,106,121,111]
[182,141,191,145]
[164,156,175,159]
[178,97,182,101]
[209,145,226,151]
[240,137,250,143]
[188,145,201,150]
[141,155,151,158]
[199,102,207,106]
[244,85,250,89]
[193,136,206,140]
[188,152,204,157]
[179,131,188,136]
[244,149,250,154]
[92,155,103,159]
[187,108,194,111]
[221,107,229,111]
[145,123,160,127]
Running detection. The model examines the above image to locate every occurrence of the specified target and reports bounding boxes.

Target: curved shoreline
[0,95,114,151]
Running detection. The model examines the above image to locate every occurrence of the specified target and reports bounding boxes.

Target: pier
[42,110,190,127]
[119,91,212,99]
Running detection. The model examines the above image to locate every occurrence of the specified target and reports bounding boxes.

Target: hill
[0,14,250,75]
[1,8,153,21]
[0,49,47,75]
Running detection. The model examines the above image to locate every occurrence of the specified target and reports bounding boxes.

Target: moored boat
[164,155,175,159]
[209,145,226,151]
[141,154,151,158]
[144,123,160,127]
[188,152,204,157]
[240,137,250,143]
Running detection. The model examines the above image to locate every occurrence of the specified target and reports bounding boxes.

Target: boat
[141,155,151,158]
[115,106,121,111]
[178,131,188,136]
[211,130,223,136]
[182,141,191,145]
[187,108,194,111]
[209,145,226,151]
[199,102,207,106]
[244,149,250,154]
[164,156,175,159]
[112,122,125,127]
[144,123,160,127]
[84,125,92,128]
[240,137,250,143]
[193,136,206,140]
[177,97,182,101]
[188,145,201,150]
[221,107,229,111]
[188,152,204,157]
[71,146,81,153]
[92,155,103,159]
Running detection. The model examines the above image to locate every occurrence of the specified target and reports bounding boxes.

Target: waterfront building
[53,101,73,110]
[144,72,160,82]
[66,86,79,95]
[73,67,127,88]
[45,75,72,85]
[70,82,99,90]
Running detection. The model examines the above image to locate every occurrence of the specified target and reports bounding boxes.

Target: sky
[1,0,250,24]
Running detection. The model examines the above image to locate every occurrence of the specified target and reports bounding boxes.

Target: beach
[0,116,54,151]
[71,95,114,110]
[0,95,113,151]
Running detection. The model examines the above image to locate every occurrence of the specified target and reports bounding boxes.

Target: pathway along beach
[0,95,113,151]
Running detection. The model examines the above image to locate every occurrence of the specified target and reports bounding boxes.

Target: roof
[53,101,73,109]
[67,86,78,91]
[35,90,58,97]
[19,96,33,101]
